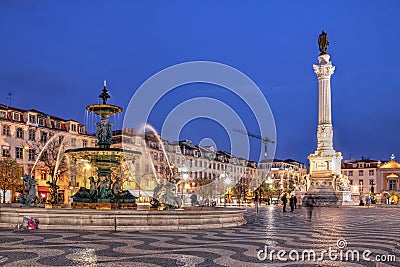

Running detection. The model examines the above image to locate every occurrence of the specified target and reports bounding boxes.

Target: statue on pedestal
[318,30,329,54]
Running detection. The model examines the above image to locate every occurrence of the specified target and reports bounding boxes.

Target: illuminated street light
[178,165,189,205]
[22,145,30,175]
[222,172,231,207]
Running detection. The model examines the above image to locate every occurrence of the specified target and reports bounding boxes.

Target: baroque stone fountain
[65,81,142,209]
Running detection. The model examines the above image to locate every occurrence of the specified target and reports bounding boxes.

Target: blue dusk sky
[0,1,399,163]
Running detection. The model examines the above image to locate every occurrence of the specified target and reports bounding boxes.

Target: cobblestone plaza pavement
[0,206,398,266]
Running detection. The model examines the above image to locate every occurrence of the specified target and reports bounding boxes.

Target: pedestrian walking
[305,196,315,221]
[289,195,295,212]
[294,195,298,209]
[365,196,371,207]
[281,194,288,212]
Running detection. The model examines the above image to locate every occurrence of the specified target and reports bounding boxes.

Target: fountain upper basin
[86,104,122,117]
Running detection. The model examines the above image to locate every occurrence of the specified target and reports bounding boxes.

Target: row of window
[349,179,375,186]
[349,179,397,191]
[2,139,87,160]
[2,146,36,161]
[2,112,47,126]
[2,125,49,142]
[1,119,82,133]
[153,153,249,173]
[351,163,371,168]
[343,170,374,176]
[2,125,88,148]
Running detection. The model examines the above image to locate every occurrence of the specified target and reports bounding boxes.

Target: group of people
[190,194,217,207]
[280,193,298,212]
[281,194,316,221]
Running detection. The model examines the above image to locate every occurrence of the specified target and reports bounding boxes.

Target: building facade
[112,128,258,204]
[0,104,96,203]
[341,155,400,204]
[258,158,308,200]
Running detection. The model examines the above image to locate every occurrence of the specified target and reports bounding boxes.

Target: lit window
[28,129,36,141]
[16,127,23,139]
[13,113,20,121]
[28,149,35,161]
[2,125,10,136]
[40,132,48,143]
[389,180,397,191]
[29,114,36,123]
[38,118,45,126]
[2,146,10,157]
[15,147,23,159]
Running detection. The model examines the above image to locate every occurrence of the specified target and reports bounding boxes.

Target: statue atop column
[318,31,329,54]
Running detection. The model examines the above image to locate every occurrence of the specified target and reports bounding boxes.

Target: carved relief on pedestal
[317,124,333,149]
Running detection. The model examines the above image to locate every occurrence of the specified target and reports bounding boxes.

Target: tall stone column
[314,53,335,152]
[304,32,355,206]
[308,53,342,177]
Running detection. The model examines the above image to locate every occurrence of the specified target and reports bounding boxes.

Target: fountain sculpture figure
[19,174,41,207]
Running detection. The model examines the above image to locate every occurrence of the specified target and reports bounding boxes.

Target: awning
[37,186,50,193]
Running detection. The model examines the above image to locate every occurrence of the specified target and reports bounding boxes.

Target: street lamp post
[22,146,30,175]
[223,173,231,207]
[178,165,189,206]
[266,177,273,205]
[360,180,364,205]
[83,162,91,188]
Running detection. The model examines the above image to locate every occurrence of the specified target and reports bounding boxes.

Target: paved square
[0,206,398,266]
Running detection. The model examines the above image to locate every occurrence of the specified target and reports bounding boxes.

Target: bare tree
[26,135,70,204]
[27,135,69,182]
[193,177,214,199]
[0,158,23,203]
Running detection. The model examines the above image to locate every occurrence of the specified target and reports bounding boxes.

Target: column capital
[313,62,335,77]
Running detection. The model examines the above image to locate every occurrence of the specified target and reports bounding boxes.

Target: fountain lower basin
[0,207,246,231]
